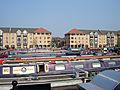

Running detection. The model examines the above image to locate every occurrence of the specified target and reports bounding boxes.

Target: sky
[0,0,120,37]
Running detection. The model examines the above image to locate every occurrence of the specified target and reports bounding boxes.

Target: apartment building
[65,29,118,48]
[117,30,120,46]
[0,27,52,49]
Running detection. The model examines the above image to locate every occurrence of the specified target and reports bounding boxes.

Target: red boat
[4,54,120,63]
[0,59,4,64]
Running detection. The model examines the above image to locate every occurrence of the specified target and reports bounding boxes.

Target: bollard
[75,71,79,78]
[10,80,18,90]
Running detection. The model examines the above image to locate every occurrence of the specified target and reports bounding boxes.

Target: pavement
[0,79,82,90]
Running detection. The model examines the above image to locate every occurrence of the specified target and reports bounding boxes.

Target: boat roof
[78,70,120,90]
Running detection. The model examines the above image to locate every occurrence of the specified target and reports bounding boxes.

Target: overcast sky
[0,0,120,37]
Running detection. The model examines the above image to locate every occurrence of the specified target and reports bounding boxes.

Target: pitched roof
[0,27,51,34]
[65,28,118,35]
[0,27,10,33]
[11,28,36,33]
[116,30,120,35]
[65,28,85,34]
[78,70,120,90]
[34,28,51,33]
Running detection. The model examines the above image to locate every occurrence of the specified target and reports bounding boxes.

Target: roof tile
[34,28,51,33]
[66,28,85,34]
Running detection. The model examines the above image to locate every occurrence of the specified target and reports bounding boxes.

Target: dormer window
[111,32,115,37]
[23,30,27,35]
[17,30,21,35]
[94,32,98,37]
[107,32,110,37]
[0,30,3,35]
[90,32,93,36]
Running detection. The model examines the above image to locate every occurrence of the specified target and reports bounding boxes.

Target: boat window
[2,67,10,74]
[92,63,101,68]
[108,62,116,67]
[55,64,65,70]
[75,64,84,69]
[55,61,68,63]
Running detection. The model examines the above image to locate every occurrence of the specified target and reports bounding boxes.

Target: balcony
[94,36,98,38]
[23,43,27,46]
[17,35,21,37]
[90,36,93,38]
[17,43,21,46]
[0,35,2,37]
[95,42,98,44]
[23,35,27,37]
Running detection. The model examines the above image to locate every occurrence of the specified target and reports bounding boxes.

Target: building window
[12,37,14,39]
[30,41,32,43]
[0,38,2,44]
[46,33,49,35]
[23,38,27,43]
[71,37,74,39]
[17,38,21,43]
[29,45,33,48]
[11,33,14,37]
[6,41,8,43]
[47,41,50,43]
[47,37,50,39]
[71,34,75,35]
[71,41,74,43]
